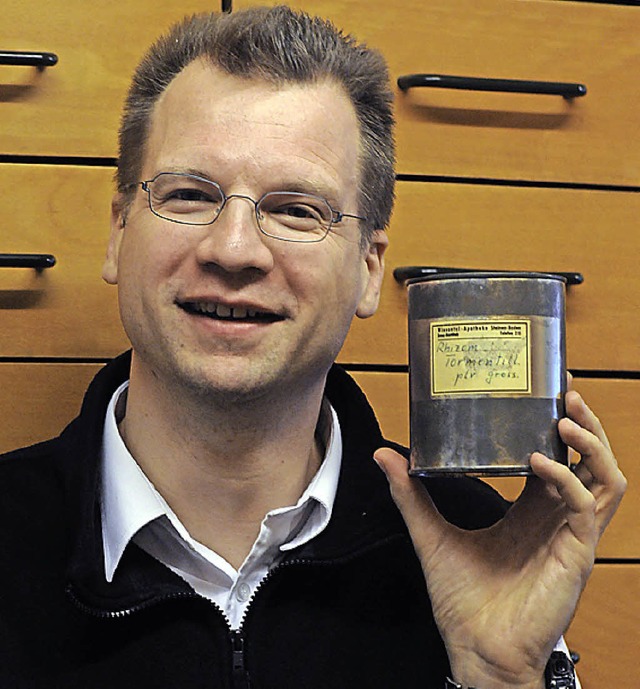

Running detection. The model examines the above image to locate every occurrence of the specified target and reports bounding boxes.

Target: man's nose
[194,194,275,274]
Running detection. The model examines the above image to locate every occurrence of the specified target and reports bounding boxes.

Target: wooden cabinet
[236,0,640,185]
[0,0,226,156]
[0,165,126,357]
[564,564,640,689]
[339,181,640,370]
[0,363,103,453]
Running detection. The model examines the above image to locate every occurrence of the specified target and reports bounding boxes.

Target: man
[0,7,625,689]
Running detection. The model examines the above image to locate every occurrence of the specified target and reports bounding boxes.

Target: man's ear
[102,194,127,285]
[356,230,388,319]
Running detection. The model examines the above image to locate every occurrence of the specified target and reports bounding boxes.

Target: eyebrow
[277,180,341,207]
[161,167,217,182]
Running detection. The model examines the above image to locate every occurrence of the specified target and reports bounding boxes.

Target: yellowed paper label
[430,319,531,396]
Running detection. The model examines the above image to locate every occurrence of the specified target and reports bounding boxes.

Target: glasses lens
[257,192,332,242]
[147,173,224,225]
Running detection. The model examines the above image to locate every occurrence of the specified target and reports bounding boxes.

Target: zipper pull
[231,629,252,689]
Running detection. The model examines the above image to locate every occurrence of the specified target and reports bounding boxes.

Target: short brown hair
[117,6,395,244]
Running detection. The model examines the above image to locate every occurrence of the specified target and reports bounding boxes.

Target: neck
[117,354,329,568]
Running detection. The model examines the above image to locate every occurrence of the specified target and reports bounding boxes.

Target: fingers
[518,383,626,545]
[558,412,626,498]
[566,370,573,392]
[559,418,606,483]
[528,453,602,564]
[563,388,623,492]
[543,391,627,535]
[529,452,597,544]
[565,390,612,453]
[373,448,440,525]
[373,448,450,564]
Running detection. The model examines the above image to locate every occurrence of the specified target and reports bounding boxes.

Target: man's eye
[277,204,318,219]
[269,202,331,224]
[166,188,215,202]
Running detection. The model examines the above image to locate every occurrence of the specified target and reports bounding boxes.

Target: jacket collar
[64,353,408,615]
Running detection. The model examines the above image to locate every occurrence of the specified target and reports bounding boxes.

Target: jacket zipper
[68,547,398,686]
[223,558,320,689]
[230,629,251,689]
[67,585,253,687]
[65,585,199,619]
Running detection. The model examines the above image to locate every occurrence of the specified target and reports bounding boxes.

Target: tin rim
[406,271,567,286]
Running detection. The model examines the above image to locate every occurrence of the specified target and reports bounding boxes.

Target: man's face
[103,60,387,403]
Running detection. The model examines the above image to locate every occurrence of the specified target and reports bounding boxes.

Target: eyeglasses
[130,172,366,243]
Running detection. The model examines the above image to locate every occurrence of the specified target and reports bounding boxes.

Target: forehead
[143,60,361,197]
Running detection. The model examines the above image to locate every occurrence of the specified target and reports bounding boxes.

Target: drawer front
[1,364,636,689]
[4,168,635,369]
[0,164,128,357]
[565,564,640,689]
[0,0,224,157]
[0,362,103,453]
[235,0,640,185]
[339,181,640,371]
[352,371,639,560]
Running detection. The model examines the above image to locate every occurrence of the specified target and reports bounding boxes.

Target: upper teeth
[194,302,258,319]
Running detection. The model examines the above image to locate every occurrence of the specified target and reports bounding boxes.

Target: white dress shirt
[101,380,341,629]
[100,379,579,685]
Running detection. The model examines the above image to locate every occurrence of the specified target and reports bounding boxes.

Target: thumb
[373,447,450,564]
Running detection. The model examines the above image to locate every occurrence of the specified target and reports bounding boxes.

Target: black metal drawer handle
[397,74,586,99]
[0,253,56,269]
[0,50,58,67]
[393,266,583,285]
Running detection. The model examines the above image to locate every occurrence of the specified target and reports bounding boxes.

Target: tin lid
[405,270,568,286]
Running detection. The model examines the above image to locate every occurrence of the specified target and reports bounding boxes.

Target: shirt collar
[100,382,342,581]
[100,381,165,582]
[278,399,341,551]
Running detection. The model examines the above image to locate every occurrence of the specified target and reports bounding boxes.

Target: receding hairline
[155,55,363,109]
[116,7,396,243]
[136,57,367,207]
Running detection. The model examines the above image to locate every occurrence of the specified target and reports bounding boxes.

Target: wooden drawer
[4,167,636,370]
[0,164,128,357]
[236,0,640,186]
[339,181,640,371]
[0,362,103,453]
[2,364,634,559]
[0,0,224,157]
[352,371,639,559]
[565,564,640,689]
[1,366,634,688]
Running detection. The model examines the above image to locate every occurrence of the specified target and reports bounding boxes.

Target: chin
[172,358,284,404]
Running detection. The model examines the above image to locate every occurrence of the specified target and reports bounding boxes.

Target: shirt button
[236,582,252,602]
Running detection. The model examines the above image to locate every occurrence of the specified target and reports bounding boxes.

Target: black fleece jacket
[0,352,507,688]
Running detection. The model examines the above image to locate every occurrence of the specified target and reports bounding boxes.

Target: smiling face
[103,60,387,404]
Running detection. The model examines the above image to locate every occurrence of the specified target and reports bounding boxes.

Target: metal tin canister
[408,272,567,477]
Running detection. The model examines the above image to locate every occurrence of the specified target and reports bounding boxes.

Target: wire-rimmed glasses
[131,172,365,243]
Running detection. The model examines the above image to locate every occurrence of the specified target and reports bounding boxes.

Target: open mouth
[178,301,284,323]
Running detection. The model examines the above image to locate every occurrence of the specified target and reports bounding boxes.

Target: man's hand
[374,387,626,689]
